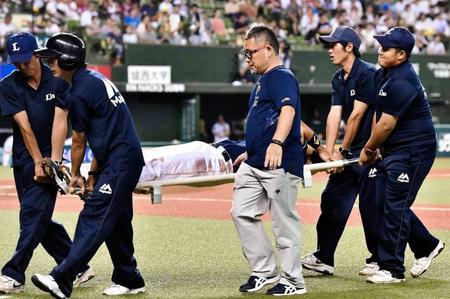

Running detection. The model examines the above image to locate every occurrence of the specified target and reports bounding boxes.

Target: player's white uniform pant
[231,162,305,288]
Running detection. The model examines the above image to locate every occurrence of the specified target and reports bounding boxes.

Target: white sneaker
[366,270,405,284]
[300,253,334,275]
[103,284,145,296]
[31,274,66,299]
[73,267,95,287]
[410,240,445,278]
[358,262,380,276]
[0,275,24,294]
[266,282,307,296]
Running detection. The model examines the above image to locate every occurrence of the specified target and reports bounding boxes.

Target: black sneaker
[266,283,307,296]
[239,275,279,293]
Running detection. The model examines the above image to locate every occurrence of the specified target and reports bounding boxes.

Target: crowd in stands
[0,0,448,65]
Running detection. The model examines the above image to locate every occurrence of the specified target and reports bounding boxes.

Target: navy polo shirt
[0,64,69,166]
[331,58,376,151]
[245,65,303,177]
[374,61,436,157]
[66,68,144,170]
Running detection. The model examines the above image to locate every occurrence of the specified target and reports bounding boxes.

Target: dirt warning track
[0,178,449,230]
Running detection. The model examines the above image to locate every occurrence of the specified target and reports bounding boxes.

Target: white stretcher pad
[134,141,235,203]
[73,141,326,204]
[75,141,235,204]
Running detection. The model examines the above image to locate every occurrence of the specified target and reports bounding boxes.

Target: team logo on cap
[12,42,20,52]
[350,89,355,96]
[379,89,387,96]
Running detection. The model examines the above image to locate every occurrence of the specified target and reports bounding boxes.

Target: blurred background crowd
[0,0,448,66]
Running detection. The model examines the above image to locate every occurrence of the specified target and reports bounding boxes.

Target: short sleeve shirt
[0,64,69,166]
[374,61,436,156]
[330,58,376,151]
[66,68,144,170]
[245,66,303,177]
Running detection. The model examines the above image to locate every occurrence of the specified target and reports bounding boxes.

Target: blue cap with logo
[6,32,39,63]
[373,27,415,53]
[319,26,361,49]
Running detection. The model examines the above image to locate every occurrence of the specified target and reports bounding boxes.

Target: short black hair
[352,47,361,58]
[245,25,279,55]
[339,41,361,58]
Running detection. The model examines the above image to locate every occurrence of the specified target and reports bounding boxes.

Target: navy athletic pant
[376,152,439,278]
[2,163,76,284]
[314,163,380,266]
[50,166,145,297]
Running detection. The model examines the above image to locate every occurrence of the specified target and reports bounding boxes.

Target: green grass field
[300,158,450,205]
[0,212,448,298]
[0,159,449,298]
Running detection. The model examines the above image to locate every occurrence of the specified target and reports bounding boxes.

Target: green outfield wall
[120,44,450,99]
[110,44,450,154]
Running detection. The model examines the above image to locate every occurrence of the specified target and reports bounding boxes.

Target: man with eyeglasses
[301,26,380,277]
[359,27,444,284]
[0,32,93,294]
[231,25,306,296]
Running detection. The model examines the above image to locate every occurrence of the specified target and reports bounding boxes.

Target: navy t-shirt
[245,65,303,177]
[374,61,436,157]
[0,64,69,166]
[66,68,144,170]
[331,58,376,151]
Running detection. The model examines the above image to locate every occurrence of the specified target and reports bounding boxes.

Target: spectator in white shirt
[212,114,231,143]
[426,34,446,55]
[0,13,15,48]
[80,3,98,27]
[433,13,448,35]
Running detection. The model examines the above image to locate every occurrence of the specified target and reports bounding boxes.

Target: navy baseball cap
[319,26,361,49]
[6,32,38,63]
[374,27,415,53]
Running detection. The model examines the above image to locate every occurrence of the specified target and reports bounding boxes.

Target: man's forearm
[341,114,363,148]
[21,127,43,164]
[70,134,86,177]
[13,112,42,164]
[325,111,341,153]
[51,107,68,161]
[365,122,394,150]
[273,106,295,142]
[90,157,98,172]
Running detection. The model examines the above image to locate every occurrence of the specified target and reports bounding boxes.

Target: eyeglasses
[242,44,269,60]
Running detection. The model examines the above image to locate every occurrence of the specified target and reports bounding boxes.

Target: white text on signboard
[127,66,171,84]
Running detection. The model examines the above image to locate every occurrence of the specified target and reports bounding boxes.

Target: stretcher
[72,141,359,204]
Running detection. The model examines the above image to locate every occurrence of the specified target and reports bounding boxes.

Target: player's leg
[46,168,129,297]
[403,157,444,277]
[232,163,277,292]
[369,154,430,282]
[358,164,382,274]
[265,170,305,291]
[103,168,145,294]
[2,164,60,284]
[312,168,358,267]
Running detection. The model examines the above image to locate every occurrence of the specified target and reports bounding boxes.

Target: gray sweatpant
[231,162,305,288]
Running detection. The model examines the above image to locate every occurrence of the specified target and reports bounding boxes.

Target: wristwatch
[339,147,350,158]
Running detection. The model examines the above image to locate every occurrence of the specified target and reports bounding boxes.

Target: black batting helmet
[35,33,86,70]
